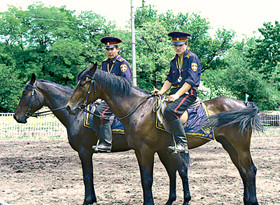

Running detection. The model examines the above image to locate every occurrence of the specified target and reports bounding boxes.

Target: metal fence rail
[0,113,66,139]
[0,111,279,139]
[259,111,280,126]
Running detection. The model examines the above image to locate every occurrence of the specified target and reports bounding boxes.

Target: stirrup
[92,144,111,153]
[168,144,188,154]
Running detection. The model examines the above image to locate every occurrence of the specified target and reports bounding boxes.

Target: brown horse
[13,74,180,205]
[66,63,263,205]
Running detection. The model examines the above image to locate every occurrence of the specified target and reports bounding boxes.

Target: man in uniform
[93,36,132,153]
[152,31,201,154]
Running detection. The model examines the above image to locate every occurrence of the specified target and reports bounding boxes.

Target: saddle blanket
[84,101,214,140]
[155,97,214,140]
[84,103,125,135]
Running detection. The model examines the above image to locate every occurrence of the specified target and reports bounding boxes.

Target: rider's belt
[171,85,198,95]
[172,84,181,88]
[171,85,189,95]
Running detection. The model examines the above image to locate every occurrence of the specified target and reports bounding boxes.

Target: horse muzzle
[13,114,27,123]
[66,103,80,115]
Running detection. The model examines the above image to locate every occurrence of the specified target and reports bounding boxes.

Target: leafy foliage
[0,3,279,111]
[0,64,21,112]
[247,21,280,79]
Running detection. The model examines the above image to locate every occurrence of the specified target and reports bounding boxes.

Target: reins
[82,95,153,120]
[81,72,154,120]
[118,95,154,120]
[28,106,66,117]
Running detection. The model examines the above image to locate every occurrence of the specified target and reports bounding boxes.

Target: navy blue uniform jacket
[101,55,131,81]
[166,50,201,90]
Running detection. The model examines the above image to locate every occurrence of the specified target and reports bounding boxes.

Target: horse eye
[22,90,28,95]
[80,82,85,87]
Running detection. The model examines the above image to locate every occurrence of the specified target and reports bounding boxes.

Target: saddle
[154,96,214,140]
[83,102,125,135]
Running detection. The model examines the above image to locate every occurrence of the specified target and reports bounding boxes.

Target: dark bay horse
[13,74,136,204]
[66,63,263,205]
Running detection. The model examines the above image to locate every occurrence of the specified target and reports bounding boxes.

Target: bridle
[24,83,65,118]
[81,73,97,109]
[80,72,153,120]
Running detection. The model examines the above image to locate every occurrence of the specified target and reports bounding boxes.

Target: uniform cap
[168,31,192,45]
[101,36,122,49]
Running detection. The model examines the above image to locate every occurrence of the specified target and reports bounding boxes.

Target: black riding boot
[93,120,112,153]
[167,119,189,154]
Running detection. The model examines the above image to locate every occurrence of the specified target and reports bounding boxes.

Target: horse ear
[30,73,36,85]
[88,62,97,76]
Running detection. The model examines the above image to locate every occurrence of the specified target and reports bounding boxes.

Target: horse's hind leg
[216,130,258,205]
[157,151,177,205]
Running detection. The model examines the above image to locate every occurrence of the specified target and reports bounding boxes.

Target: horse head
[66,62,98,115]
[13,73,44,123]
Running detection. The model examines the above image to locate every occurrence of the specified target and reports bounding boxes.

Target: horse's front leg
[78,146,96,205]
[135,147,155,205]
[157,150,177,205]
[170,153,191,205]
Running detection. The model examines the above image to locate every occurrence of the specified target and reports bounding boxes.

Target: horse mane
[37,79,73,93]
[78,67,149,97]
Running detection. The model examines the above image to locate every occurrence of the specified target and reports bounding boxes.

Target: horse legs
[78,147,97,205]
[173,153,191,205]
[134,147,155,205]
[157,151,177,205]
[216,133,258,205]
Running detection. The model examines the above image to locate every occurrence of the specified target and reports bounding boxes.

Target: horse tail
[204,102,264,133]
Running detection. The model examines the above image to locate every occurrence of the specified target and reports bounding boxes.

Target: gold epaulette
[186,53,191,58]
[116,56,124,62]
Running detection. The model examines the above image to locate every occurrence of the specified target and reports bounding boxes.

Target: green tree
[134,6,235,91]
[0,64,21,112]
[204,40,280,110]
[0,2,116,111]
[247,21,280,81]
[0,3,116,81]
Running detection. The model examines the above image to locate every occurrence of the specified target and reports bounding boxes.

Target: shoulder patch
[191,63,198,72]
[120,64,127,72]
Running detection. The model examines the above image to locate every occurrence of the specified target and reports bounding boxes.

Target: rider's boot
[92,120,112,153]
[167,119,189,154]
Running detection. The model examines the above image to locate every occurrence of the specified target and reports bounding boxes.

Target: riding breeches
[94,102,114,125]
[164,88,197,121]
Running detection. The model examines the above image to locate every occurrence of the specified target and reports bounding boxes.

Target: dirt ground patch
[0,131,279,205]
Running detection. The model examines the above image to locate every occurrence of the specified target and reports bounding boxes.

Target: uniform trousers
[164,88,197,121]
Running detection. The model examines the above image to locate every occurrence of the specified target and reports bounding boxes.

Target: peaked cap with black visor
[168,31,192,45]
[101,36,123,49]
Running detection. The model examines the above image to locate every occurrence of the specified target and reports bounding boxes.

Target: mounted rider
[152,31,201,154]
[92,36,132,153]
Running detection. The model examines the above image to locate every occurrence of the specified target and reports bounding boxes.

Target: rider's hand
[151,88,160,95]
[168,93,180,102]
